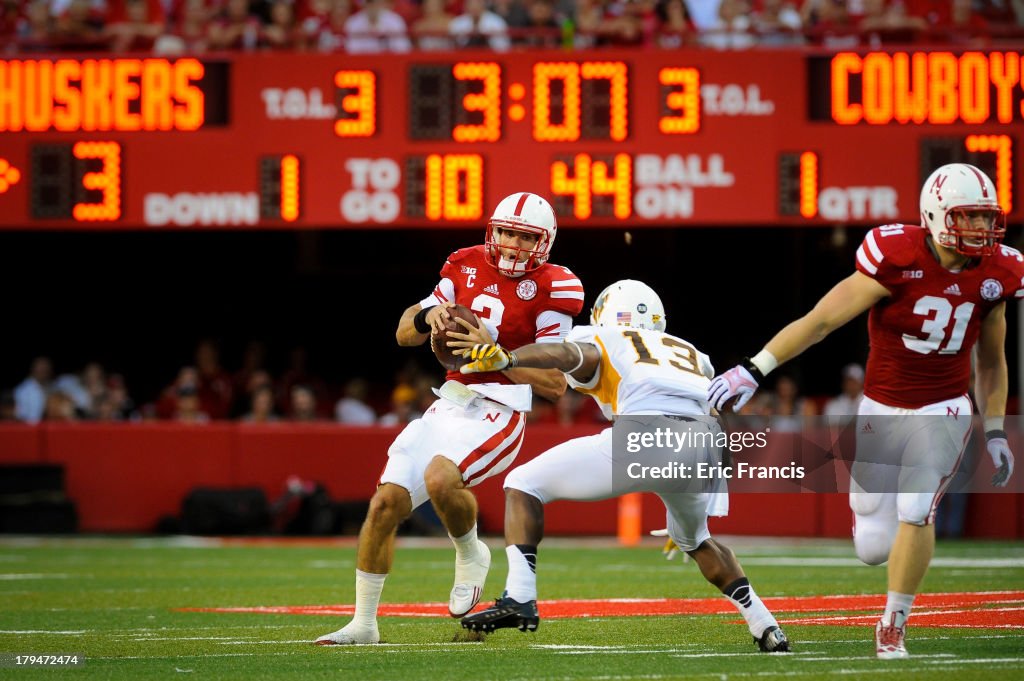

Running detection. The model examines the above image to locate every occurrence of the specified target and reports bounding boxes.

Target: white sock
[882,591,914,628]
[450,525,480,562]
[351,569,387,628]
[723,577,778,639]
[505,545,538,603]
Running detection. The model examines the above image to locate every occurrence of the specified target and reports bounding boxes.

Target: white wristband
[750,349,779,376]
[567,342,586,373]
[984,416,1005,433]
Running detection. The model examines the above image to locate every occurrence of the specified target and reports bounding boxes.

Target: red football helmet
[485,192,557,276]
[920,163,1005,257]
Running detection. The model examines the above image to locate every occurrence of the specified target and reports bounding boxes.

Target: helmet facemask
[485,222,551,276]
[938,206,1006,257]
[920,163,1006,258]
[484,192,557,276]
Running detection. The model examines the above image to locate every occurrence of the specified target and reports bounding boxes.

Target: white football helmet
[590,280,667,332]
[485,192,557,276]
[920,163,1005,256]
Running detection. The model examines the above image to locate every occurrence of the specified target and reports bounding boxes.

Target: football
[430,304,480,371]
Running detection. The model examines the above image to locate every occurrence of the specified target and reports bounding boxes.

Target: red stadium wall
[0,423,1021,537]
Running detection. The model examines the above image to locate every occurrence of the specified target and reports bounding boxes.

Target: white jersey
[564,325,714,420]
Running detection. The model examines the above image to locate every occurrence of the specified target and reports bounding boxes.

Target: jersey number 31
[902,296,975,355]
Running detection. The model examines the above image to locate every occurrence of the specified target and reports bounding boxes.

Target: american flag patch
[616,311,631,324]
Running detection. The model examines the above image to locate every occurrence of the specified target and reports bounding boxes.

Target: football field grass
[1,535,1022,680]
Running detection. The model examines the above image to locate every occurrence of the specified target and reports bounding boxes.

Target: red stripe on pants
[459,411,524,478]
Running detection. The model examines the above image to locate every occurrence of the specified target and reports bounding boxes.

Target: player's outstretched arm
[504,367,567,402]
[709,272,889,411]
[976,302,1014,486]
[454,341,573,401]
[395,302,455,347]
[761,271,889,365]
[462,341,601,381]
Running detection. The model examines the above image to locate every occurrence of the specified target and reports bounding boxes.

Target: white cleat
[875,617,909,660]
[448,539,491,618]
[314,622,380,646]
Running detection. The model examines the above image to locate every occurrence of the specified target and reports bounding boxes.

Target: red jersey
[855,224,1024,408]
[421,245,584,385]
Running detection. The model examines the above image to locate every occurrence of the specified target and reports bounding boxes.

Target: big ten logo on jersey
[340,158,400,223]
[461,265,478,287]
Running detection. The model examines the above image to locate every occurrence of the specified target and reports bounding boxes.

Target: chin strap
[498,256,531,275]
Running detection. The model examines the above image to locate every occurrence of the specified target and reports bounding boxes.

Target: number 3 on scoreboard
[73,141,121,222]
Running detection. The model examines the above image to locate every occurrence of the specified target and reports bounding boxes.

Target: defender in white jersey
[457,280,789,653]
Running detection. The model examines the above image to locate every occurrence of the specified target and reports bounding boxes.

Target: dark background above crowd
[3,224,1022,424]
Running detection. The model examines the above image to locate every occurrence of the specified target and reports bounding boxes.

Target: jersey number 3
[902,296,975,355]
[470,294,504,338]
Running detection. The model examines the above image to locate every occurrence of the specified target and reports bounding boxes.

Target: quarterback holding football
[315,192,583,645]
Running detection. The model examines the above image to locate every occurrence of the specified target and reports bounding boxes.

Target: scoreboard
[0,48,1020,229]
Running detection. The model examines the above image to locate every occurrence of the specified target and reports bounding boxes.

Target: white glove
[986,431,1014,487]
[707,364,760,412]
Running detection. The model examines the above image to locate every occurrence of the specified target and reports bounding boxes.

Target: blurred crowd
[1,339,869,425]
[1,0,1021,54]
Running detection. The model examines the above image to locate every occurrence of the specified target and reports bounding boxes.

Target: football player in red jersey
[315,192,584,646]
[708,163,1018,660]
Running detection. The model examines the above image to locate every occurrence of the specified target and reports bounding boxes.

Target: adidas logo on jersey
[861,421,874,434]
[484,284,500,295]
[944,283,962,296]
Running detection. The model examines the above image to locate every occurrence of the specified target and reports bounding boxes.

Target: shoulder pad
[857,224,921,275]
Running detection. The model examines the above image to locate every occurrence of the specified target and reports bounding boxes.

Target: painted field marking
[181,591,1024,629]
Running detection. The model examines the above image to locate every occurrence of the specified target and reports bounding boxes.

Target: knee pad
[852,511,898,566]
[503,465,544,503]
[663,494,711,552]
[896,492,935,526]
[665,517,709,553]
[849,490,884,516]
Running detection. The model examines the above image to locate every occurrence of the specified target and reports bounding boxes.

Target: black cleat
[755,625,790,653]
[460,592,539,633]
